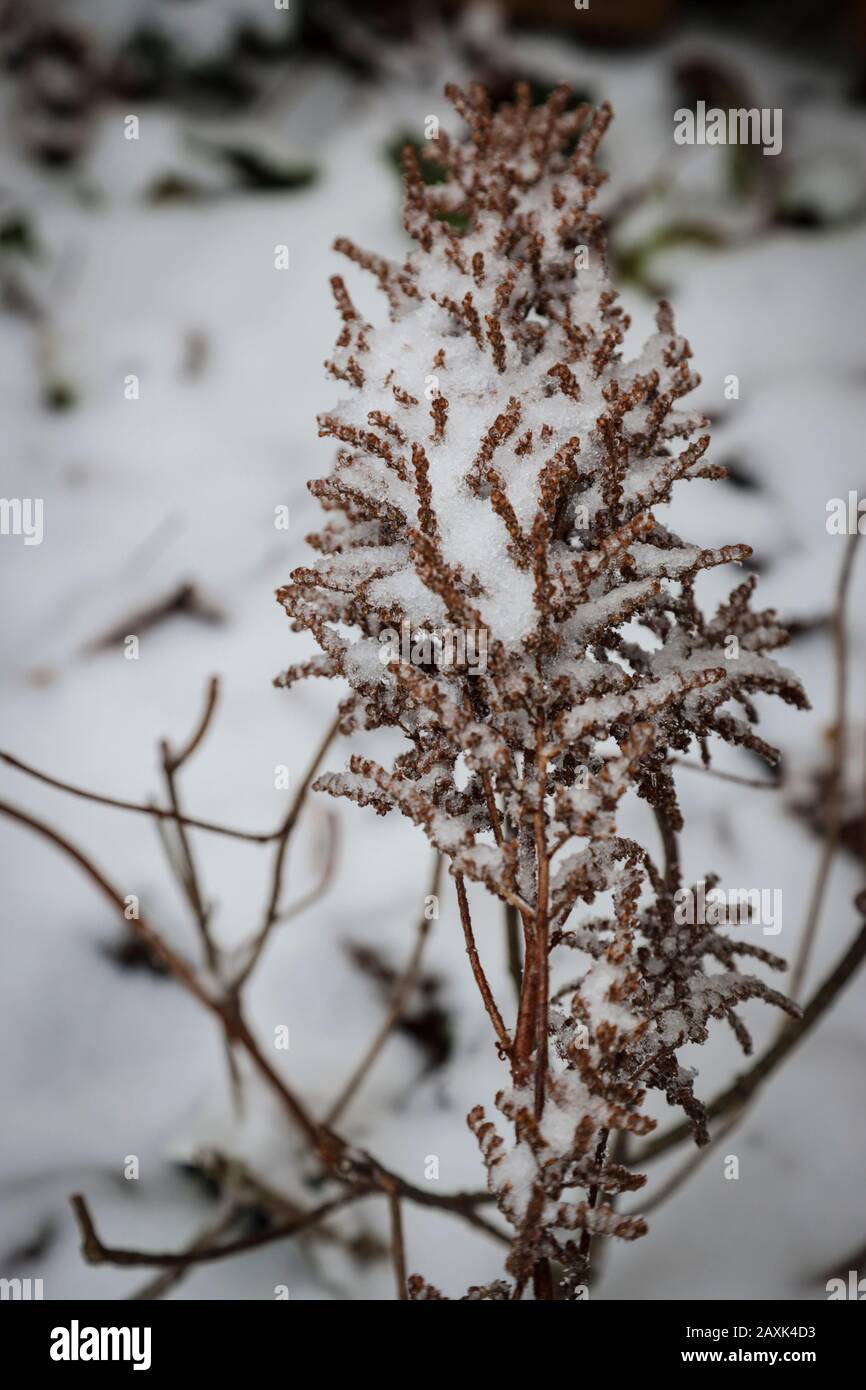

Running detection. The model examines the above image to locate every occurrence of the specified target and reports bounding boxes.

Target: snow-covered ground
[1,8,864,1299]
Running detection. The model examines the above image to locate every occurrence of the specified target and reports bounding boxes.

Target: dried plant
[9,81,865,1307]
[277,83,809,1299]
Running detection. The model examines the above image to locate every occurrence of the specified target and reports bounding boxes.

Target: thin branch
[454,872,511,1057]
[816,1237,866,1285]
[652,800,680,893]
[276,811,340,922]
[504,900,522,1001]
[84,581,224,653]
[588,1127,629,1287]
[1,773,515,1254]
[628,1108,743,1219]
[368,1169,506,1245]
[232,711,342,989]
[190,1148,387,1262]
[637,913,866,1163]
[163,675,220,773]
[487,773,523,1002]
[787,530,860,1001]
[670,758,779,790]
[384,1179,408,1300]
[129,1206,240,1299]
[325,852,443,1127]
[0,749,275,843]
[0,798,323,1149]
[533,743,551,1120]
[71,1190,370,1269]
[229,812,340,985]
[0,800,213,1006]
[160,737,216,972]
[576,1129,609,1281]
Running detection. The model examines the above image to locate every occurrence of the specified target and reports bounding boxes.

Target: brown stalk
[71,1190,370,1268]
[454,872,511,1056]
[383,1178,409,1300]
[533,742,551,1120]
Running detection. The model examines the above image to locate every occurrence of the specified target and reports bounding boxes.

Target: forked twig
[71,1190,371,1268]
[163,675,220,774]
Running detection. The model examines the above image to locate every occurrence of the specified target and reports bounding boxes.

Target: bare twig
[232,711,342,989]
[454,873,511,1057]
[163,675,220,774]
[627,1109,743,1219]
[129,1206,241,1299]
[0,798,323,1148]
[670,758,779,790]
[71,1190,370,1269]
[486,773,524,1004]
[159,735,216,972]
[0,749,276,843]
[325,852,442,1126]
[817,1237,866,1285]
[275,811,340,923]
[588,1127,630,1286]
[384,1179,408,1300]
[0,796,510,1252]
[652,801,680,892]
[155,684,237,1083]
[369,1169,506,1245]
[576,1129,609,1282]
[533,745,551,1120]
[787,530,860,1001]
[84,581,224,653]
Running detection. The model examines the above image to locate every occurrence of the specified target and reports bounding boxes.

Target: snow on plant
[277,83,808,1300]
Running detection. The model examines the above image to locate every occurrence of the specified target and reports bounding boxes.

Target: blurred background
[1,0,865,1300]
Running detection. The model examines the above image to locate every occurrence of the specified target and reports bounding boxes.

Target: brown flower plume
[276,83,808,1300]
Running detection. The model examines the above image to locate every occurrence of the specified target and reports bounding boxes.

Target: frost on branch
[277,84,808,1299]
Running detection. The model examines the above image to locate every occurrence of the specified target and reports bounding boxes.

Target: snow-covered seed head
[277,84,808,1299]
